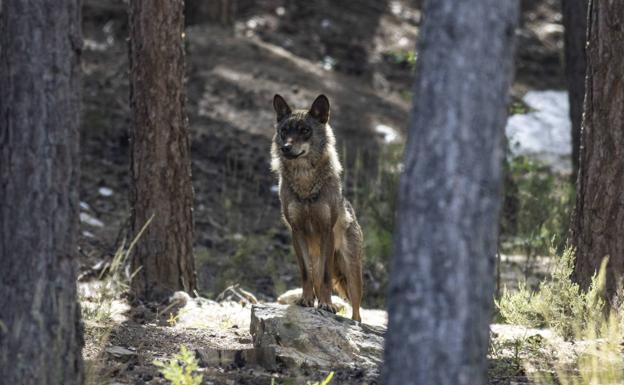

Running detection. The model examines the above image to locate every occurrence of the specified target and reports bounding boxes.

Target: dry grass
[81,216,153,385]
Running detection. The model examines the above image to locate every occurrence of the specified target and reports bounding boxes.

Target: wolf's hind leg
[335,248,363,322]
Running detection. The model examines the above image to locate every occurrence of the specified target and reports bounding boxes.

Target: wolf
[271,94,363,322]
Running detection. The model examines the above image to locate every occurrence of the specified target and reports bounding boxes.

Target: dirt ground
[78,1,567,384]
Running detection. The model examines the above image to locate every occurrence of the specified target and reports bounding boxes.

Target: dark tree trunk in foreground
[561,0,588,179]
[129,0,197,301]
[383,1,518,384]
[573,0,624,304]
[0,1,83,384]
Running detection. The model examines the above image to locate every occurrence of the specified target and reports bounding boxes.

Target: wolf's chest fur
[281,158,329,200]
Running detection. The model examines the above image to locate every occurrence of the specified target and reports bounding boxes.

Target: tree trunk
[383,0,518,384]
[561,0,588,180]
[129,0,197,301]
[0,1,83,384]
[572,0,624,304]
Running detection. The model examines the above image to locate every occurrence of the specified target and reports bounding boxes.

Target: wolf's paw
[295,297,315,307]
[317,302,338,314]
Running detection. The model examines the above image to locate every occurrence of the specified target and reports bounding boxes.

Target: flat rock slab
[276,288,389,328]
[105,346,138,362]
[250,304,385,376]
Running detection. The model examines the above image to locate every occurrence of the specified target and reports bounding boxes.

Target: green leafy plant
[496,249,609,339]
[527,304,623,385]
[489,334,548,380]
[508,101,534,115]
[309,371,334,385]
[154,346,203,385]
[495,255,623,385]
[385,50,417,69]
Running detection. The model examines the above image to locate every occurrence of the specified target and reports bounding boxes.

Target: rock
[196,348,247,368]
[106,346,137,362]
[170,291,192,306]
[250,304,384,376]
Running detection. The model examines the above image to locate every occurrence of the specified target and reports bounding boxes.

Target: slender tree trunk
[129,0,197,301]
[561,0,588,180]
[573,0,624,304]
[0,1,84,384]
[383,1,518,384]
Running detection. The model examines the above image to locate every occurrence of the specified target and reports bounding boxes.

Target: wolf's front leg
[317,228,338,313]
[292,230,315,307]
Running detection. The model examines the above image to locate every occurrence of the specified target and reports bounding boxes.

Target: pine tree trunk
[129,0,197,301]
[561,0,588,180]
[0,1,84,384]
[573,0,624,304]
[383,0,518,384]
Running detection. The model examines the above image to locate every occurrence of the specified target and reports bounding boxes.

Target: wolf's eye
[280,129,287,139]
[302,127,311,136]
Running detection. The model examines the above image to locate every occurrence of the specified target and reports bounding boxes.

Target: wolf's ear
[273,94,292,122]
[309,94,330,124]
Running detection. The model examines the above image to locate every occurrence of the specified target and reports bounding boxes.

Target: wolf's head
[271,94,333,163]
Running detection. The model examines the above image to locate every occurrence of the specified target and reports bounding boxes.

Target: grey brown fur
[271,94,363,322]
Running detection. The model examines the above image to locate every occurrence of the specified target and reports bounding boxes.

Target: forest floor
[78,0,569,384]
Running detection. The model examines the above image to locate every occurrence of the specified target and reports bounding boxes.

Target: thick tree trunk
[383,1,518,384]
[573,0,624,304]
[561,0,588,180]
[0,1,84,384]
[129,0,197,301]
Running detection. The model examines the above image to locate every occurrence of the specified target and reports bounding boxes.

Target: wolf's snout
[281,143,293,154]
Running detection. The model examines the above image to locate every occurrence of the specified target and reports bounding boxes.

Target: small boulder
[196,348,247,368]
[250,303,384,377]
[106,346,137,362]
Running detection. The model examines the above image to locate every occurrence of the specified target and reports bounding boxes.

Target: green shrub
[496,254,624,385]
[385,50,417,69]
[154,346,203,385]
[527,300,622,385]
[496,248,608,339]
[496,280,544,328]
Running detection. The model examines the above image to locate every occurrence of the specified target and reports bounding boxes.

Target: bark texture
[573,0,624,304]
[383,1,518,384]
[129,0,197,300]
[0,1,84,384]
[561,0,588,179]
